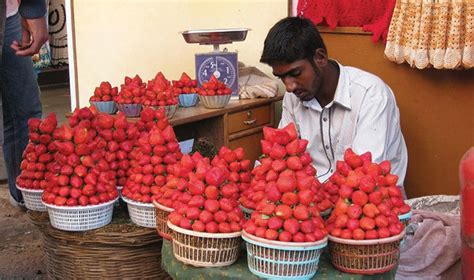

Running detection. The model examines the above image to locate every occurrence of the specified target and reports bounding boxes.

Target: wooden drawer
[229,131,263,166]
[227,105,271,134]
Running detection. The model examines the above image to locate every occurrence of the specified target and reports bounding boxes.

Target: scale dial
[197,56,236,88]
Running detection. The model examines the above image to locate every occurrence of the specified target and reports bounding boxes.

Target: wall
[70,0,287,107]
[320,28,474,198]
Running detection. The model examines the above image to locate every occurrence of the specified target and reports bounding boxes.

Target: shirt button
[323,117,327,122]
[325,145,329,149]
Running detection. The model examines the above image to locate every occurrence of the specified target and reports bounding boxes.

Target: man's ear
[313,48,328,67]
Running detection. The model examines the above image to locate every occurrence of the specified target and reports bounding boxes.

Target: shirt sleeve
[19,0,47,19]
[278,93,296,129]
[351,83,393,164]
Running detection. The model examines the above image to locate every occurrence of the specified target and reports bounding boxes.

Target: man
[260,17,408,195]
[1,0,47,208]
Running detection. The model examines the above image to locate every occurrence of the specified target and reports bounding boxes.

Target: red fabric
[298,0,396,43]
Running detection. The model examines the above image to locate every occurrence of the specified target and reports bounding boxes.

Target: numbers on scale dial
[198,56,236,88]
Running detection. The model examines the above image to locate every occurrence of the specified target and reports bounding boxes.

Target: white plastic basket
[242,230,328,280]
[44,198,117,231]
[122,197,156,228]
[168,221,242,267]
[16,185,47,212]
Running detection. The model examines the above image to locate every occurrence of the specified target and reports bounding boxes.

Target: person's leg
[0,13,42,203]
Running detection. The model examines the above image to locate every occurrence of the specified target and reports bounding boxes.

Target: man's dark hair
[260,17,327,65]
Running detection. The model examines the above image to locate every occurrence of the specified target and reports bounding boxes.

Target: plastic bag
[32,42,51,72]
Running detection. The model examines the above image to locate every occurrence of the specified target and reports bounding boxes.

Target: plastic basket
[167,221,242,267]
[44,199,117,231]
[16,185,47,212]
[116,103,142,117]
[179,93,199,107]
[122,197,156,228]
[239,204,254,220]
[242,230,327,280]
[198,95,231,109]
[328,230,405,275]
[152,200,173,240]
[90,101,117,114]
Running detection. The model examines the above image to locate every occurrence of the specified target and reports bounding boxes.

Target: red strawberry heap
[121,109,183,204]
[17,113,58,190]
[172,72,199,95]
[142,72,178,107]
[114,74,145,104]
[42,108,119,207]
[325,148,409,240]
[211,146,252,199]
[167,156,245,233]
[89,81,118,102]
[239,123,333,214]
[198,75,232,96]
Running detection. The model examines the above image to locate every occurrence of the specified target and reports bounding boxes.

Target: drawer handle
[243,119,257,125]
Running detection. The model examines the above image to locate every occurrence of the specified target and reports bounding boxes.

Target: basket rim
[142,104,179,109]
[242,230,328,249]
[152,200,174,212]
[90,100,114,104]
[179,92,198,96]
[198,94,232,97]
[239,204,254,214]
[115,102,142,106]
[16,185,44,193]
[320,207,332,216]
[122,196,154,208]
[167,220,241,238]
[398,211,412,220]
[43,197,118,210]
[328,229,405,245]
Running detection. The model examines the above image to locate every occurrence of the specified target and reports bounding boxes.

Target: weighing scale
[181,28,250,98]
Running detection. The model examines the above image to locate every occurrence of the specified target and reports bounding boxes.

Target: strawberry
[283,218,300,235]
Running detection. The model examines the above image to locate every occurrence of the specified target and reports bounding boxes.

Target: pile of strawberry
[16,113,58,190]
[114,75,146,104]
[239,123,333,214]
[240,123,329,242]
[89,81,118,102]
[167,152,245,233]
[121,107,183,203]
[172,72,199,95]
[325,148,409,240]
[142,72,178,107]
[42,108,119,206]
[198,75,232,96]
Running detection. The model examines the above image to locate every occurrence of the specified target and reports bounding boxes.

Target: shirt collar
[301,60,351,111]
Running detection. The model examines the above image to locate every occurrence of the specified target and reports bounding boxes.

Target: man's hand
[10,16,48,57]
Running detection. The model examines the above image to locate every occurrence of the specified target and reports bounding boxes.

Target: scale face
[195,52,238,96]
[181,28,250,98]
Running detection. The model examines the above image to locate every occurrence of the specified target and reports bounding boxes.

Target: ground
[0,184,46,279]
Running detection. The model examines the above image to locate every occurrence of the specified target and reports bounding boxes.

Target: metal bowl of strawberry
[178,93,199,107]
[90,101,117,114]
[198,95,231,109]
[115,103,142,117]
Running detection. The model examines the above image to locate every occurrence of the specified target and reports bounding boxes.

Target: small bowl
[90,101,117,114]
[199,95,231,109]
[115,103,142,117]
[179,93,199,107]
[143,104,178,119]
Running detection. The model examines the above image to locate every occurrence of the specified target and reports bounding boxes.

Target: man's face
[271,58,322,102]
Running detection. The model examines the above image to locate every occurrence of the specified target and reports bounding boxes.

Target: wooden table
[137,95,283,164]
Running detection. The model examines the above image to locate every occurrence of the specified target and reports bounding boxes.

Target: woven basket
[44,198,117,231]
[16,185,47,212]
[167,221,242,267]
[242,230,327,280]
[28,211,172,279]
[122,196,156,228]
[328,230,405,275]
[152,200,173,240]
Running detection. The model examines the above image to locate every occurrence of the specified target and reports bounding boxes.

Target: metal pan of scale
[181,28,250,45]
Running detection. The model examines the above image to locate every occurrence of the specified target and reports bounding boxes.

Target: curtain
[385,0,473,69]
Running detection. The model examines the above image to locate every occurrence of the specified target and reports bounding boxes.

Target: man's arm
[351,83,408,186]
[10,0,48,56]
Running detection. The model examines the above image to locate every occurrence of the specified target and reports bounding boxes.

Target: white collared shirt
[6,0,19,18]
[279,62,408,185]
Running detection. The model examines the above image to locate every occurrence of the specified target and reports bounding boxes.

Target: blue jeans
[0,13,42,202]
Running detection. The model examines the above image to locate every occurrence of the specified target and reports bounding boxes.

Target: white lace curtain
[385,0,473,69]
